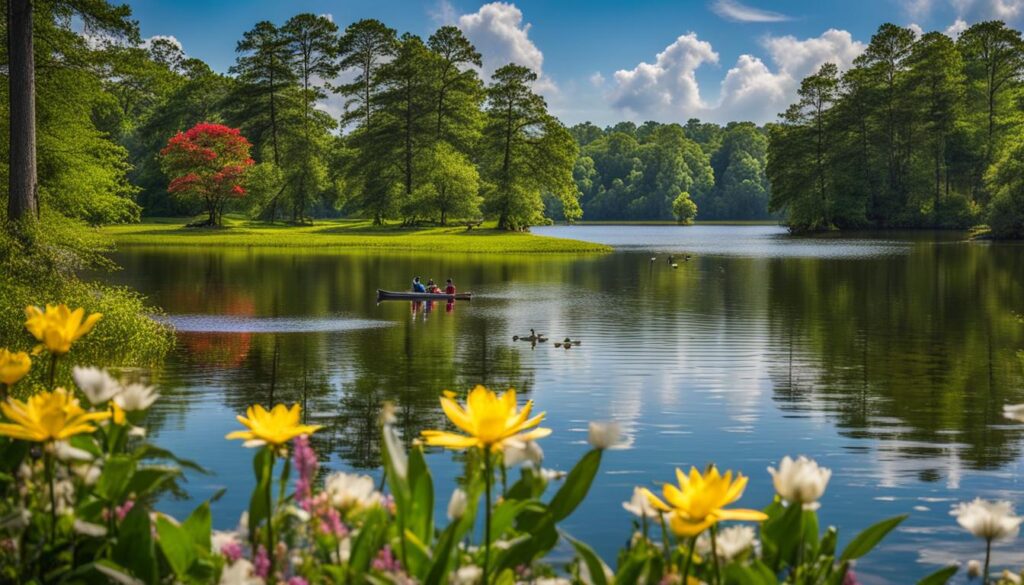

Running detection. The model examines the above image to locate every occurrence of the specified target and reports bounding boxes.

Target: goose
[554,342,563,348]
[562,337,581,345]
[514,329,543,342]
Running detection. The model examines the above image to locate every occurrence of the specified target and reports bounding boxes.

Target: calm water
[98,225,1024,584]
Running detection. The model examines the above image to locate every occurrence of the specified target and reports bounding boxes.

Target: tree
[228,21,296,166]
[283,13,339,123]
[481,65,578,230]
[427,26,483,149]
[672,192,697,225]
[160,123,254,226]
[407,142,481,225]
[906,32,965,216]
[336,19,397,130]
[768,63,840,231]
[957,21,1024,195]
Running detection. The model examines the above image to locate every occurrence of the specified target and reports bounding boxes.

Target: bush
[987,189,1024,239]
[672,192,698,225]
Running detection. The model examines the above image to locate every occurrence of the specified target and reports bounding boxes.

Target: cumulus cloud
[905,0,1024,21]
[456,2,555,92]
[608,33,718,119]
[141,35,183,51]
[589,71,606,87]
[605,28,865,124]
[945,18,969,36]
[710,0,793,22]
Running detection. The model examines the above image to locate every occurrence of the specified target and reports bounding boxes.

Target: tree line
[566,119,772,222]
[769,21,1024,237]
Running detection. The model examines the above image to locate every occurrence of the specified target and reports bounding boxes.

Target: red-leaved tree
[160,123,254,226]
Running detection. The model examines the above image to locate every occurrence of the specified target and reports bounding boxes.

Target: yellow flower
[642,466,768,537]
[420,385,552,452]
[24,304,102,355]
[111,402,126,425]
[0,349,31,386]
[226,404,321,446]
[0,388,110,442]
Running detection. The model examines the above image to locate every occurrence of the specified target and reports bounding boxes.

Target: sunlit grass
[101,217,613,254]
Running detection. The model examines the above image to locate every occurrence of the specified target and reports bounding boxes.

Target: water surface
[99,226,1024,584]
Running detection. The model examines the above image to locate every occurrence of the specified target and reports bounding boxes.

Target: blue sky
[125,0,1024,125]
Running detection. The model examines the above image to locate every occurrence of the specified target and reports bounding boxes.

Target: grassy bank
[101,217,612,254]
[572,219,782,226]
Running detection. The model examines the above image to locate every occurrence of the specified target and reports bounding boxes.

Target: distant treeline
[769,21,1024,237]
[563,120,773,222]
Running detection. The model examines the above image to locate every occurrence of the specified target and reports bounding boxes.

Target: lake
[99,225,1024,584]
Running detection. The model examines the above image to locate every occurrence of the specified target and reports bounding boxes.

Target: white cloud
[605,28,865,124]
[456,2,555,92]
[589,71,606,87]
[908,22,926,37]
[608,33,719,119]
[429,0,457,25]
[945,18,969,36]
[905,0,1024,22]
[141,35,183,52]
[320,13,334,23]
[710,0,793,22]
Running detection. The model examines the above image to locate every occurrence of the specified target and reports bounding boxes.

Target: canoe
[376,289,473,302]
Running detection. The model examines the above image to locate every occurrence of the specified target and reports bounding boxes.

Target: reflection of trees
[765,241,1024,472]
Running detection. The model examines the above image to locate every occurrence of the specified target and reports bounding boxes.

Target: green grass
[101,217,612,254]
[572,219,782,226]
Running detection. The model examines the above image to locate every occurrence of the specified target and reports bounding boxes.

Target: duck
[554,342,562,348]
[671,263,679,269]
[562,337,581,345]
[514,328,546,342]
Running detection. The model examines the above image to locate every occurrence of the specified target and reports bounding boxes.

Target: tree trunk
[7,0,38,224]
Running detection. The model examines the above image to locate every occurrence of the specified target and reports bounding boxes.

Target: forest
[769,21,1024,238]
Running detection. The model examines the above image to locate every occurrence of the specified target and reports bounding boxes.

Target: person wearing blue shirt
[412,276,426,293]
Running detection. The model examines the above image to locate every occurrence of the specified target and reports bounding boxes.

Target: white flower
[768,455,831,510]
[128,425,147,438]
[1004,570,1023,585]
[73,367,122,405]
[622,486,660,519]
[325,472,381,510]
[966,559,981,578]
[526,579,571,585]
[540,468,566,482]
[447,488,468,521]
[452,565,483,585]
[218,559,264,585]
[951,498,1023,541]
[113,383,159,411]
[54,440,93,462]
[587,421,622,450]
[1004,404,1024,423]
[73,519,108,537]
[73,463,102,486]
[695,525,756,562]
[503,441,543,467]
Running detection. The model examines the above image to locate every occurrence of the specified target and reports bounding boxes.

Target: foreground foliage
[12,303,1024,583]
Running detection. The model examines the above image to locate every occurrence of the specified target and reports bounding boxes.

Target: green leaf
[156,515,197,578]
[762,500,802,567]
[491,498,539,539]
[424,481,483,585]
[96,455,135,502]
[547,449,602,521]
[133,444,208,473]
[916,565,959,585]
[839,515,907,561]
[349,508,388,574]
[113,506,157,584]
[247,448,273,545]
[182,501,212,551]
[563,532,610,585]
[407,445,434,543]
[92,560,146,585]
[124,465,180,498]
[724,561,778,585]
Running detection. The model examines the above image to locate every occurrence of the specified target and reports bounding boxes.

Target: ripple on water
[159,314,393,333]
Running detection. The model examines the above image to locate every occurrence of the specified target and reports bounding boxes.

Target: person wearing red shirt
[444,278,456,295]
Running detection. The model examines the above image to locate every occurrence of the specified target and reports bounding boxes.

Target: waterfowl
[514,329,544,342]
[671,263,679,269]
[562,337,581,345]
[684,254,692,261]
[554,342,563,348]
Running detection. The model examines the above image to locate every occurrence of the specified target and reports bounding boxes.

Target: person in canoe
[445,278,456,295]
[412,277,426,293]
[426,279,441,293]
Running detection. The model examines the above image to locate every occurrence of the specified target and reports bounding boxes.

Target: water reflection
[98,230,1024,583]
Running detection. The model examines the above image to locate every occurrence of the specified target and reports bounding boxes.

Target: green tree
[672,192,697,224]
[480,65,578,230]
[406,142,481,225]
[906,32,965,218]
[768,63,841,231]
[957,21,1024,197]
[427,26,483,149]
[984,131,1024,238]
[336,19,397,130]
[228,21,297,167]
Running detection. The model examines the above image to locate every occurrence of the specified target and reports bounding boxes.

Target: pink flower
[293,435,318,510]
[318,508,347,538]
[371,545,401,573]
[253,545,270,578]
[220,540,243,564]
[115,500,135,522]
[288,578,309,585]
[842,569,859,585]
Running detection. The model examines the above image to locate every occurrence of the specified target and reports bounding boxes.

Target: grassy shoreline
[100,217,612,254]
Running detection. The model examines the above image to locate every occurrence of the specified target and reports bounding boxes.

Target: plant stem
[681,535,696,583]
[45,449,57,542]
[266,450,276,577]
[0,382,7,401]
[710,526,722,585]
[48,354,57,388]
[658,514,672,570]
[983,537,992,585]
[483,449,493,585]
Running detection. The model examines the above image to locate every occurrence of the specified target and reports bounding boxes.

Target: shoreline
[100,218,613,255]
